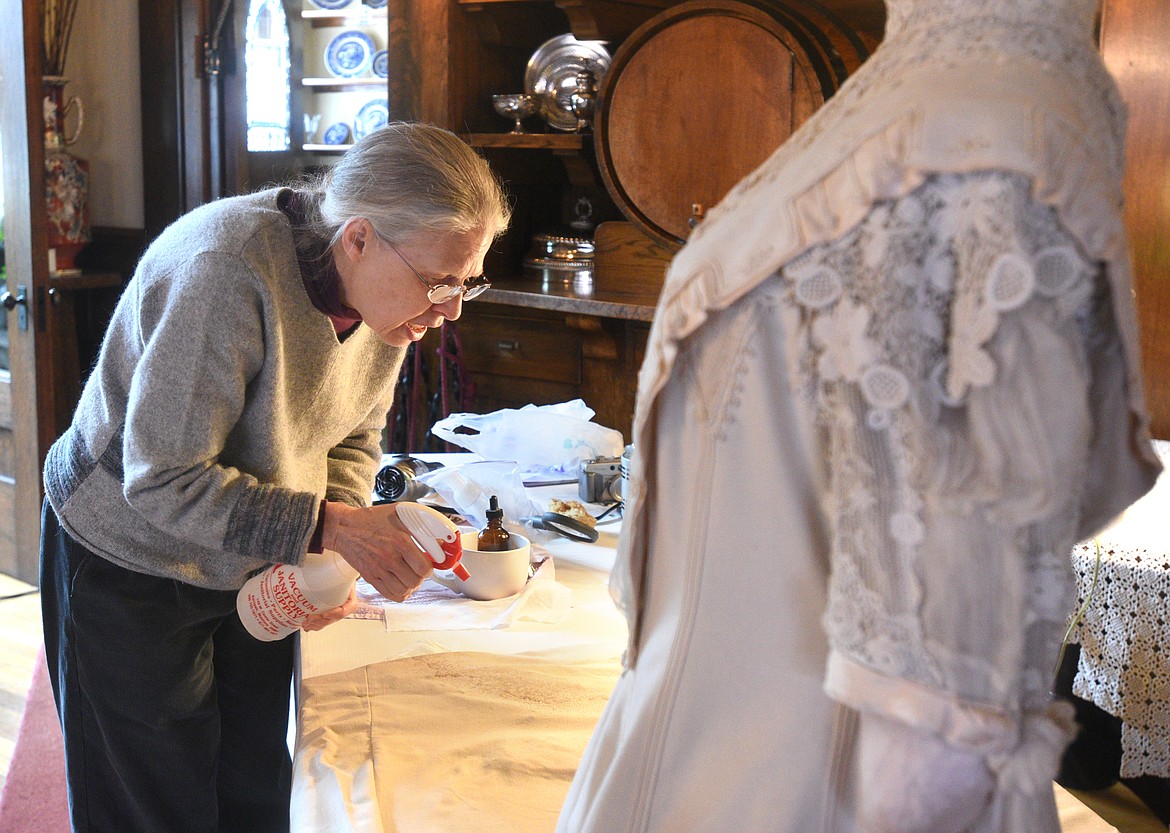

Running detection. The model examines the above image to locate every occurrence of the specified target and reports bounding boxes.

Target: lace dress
[558,1,1161,832]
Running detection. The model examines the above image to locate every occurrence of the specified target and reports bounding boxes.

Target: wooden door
[0,0,73,584]
[140,0,229,239]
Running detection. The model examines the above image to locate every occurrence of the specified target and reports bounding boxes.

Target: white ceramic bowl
[432,532,531,600]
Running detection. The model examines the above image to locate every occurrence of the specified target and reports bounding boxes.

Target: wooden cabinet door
[0,0,72,583]
[1100,0,1170,440]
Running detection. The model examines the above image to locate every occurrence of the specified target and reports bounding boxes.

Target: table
[1069,440,1170,779]
[290,456,627,833]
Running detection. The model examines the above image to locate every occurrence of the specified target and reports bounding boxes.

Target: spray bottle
[236,502,468,641]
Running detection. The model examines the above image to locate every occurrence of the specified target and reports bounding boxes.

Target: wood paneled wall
[1100,0,1170,439]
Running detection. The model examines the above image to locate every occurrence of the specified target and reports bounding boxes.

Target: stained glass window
[245,0,291,151]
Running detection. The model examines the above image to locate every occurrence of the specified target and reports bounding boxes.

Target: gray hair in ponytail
[306,122,511,248]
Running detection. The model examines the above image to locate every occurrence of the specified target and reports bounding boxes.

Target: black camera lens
[375,457,444,501]
[375,466,411,501]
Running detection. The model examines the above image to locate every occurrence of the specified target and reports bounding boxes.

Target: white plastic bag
[419,461,541,531]
[430,400,623,472]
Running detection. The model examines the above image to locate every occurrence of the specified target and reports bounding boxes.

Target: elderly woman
[40,122,510,833]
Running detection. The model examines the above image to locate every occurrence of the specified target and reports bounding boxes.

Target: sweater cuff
[308,499,327,554]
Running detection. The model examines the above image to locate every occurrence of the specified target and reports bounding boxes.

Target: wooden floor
[1058,783,1168,832]
[0,572,42,790]
[0,575,1164,831]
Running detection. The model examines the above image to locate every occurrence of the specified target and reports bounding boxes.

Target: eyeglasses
[384,239,491,304]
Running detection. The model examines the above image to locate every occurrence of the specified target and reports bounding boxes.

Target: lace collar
[884,0,1100,40]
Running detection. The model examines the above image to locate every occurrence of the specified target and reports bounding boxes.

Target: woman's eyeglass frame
[383,239,491,304]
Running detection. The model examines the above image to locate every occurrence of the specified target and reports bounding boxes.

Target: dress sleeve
[780,170,1115,741]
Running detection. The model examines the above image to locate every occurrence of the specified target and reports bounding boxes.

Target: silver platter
[530,234,595,261]
[522,256,594,294]
[524,34,611,132]
[523,256,594,271]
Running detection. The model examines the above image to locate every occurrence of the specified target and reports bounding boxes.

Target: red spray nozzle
[396,502,470,579]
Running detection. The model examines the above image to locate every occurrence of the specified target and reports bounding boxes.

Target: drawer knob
[497,339,520,352]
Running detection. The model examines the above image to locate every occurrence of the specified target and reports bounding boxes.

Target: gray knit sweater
[44,189,405,590]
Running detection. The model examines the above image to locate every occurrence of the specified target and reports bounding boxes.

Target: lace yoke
[881,0,1121,144]
[885,0,1100,42]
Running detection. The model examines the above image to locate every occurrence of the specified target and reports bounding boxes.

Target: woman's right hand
[320,501,434,601]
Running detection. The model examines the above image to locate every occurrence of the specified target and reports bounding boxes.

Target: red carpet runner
[0,648,70,832]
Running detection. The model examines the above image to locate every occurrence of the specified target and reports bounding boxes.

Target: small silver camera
[579,456,622,504]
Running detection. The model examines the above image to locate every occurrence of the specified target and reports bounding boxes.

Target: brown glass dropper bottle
[476,495,513,552]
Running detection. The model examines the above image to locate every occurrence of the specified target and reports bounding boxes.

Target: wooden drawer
[458,309,582,385]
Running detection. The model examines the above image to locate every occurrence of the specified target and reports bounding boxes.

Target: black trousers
[40,500,295,833]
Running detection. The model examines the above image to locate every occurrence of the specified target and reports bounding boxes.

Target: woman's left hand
[301,584,360,632]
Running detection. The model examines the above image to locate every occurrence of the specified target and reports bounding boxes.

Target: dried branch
[43,0,81,76]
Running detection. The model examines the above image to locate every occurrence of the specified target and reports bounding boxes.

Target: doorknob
[1,284,29,331]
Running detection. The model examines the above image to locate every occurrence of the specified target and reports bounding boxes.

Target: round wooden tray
[594,0,868,250]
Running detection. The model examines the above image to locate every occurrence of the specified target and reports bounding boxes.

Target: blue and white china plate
[372,49,389,79]
[309,0,354,8]
[325,30,375,78]
[353,98,390,140]
[323,122,352,145]
[362,0,388,8]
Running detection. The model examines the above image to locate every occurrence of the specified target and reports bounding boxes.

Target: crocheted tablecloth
[1070,440,1170,778]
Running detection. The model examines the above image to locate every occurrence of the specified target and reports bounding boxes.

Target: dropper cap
[486,495,503,521]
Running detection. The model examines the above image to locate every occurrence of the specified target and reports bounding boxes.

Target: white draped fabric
[559,1,1161,831]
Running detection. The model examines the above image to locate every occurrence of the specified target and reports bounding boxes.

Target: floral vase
[43,76,90,272]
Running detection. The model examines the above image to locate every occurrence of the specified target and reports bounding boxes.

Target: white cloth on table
[1070,440,1170,778]
[291,522,629,833]
[293,648,622,833]
[298,547,625,681]
[350,556,570,632]
[560,1,1160,831]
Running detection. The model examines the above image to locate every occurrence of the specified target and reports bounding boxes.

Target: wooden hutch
[133,0,1170,445]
